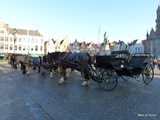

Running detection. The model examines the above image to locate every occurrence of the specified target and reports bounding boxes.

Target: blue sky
[0,0,159,43]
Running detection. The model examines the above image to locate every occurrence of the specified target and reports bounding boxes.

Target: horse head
[3,55,8,60]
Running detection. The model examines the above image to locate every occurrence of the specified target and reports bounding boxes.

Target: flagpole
[98,27,100,43]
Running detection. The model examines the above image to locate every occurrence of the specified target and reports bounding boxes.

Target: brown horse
[14,54,33,75]
[4,53,22,66]
[56,52,91,86]
[46,52,72,78]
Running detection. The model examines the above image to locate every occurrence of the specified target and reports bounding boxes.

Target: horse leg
[38,66,41,73]
[49,69,54,78]
[57,67,60,74]
[20,62,23,72]
[22,64,26,74]
[14,62,17,69]
[41,67,46,75]
[59,67,66,84]
[81,69,90,87]
[66,68,71,78]
[26,64,30,76]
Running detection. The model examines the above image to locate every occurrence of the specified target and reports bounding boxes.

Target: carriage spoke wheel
[121,76,130,81]
[98,70,118,91]
[142,65,154,84]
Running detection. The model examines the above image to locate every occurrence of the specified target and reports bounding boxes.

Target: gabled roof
[79,43,82,46]
[60,40,64,44]
[9,28,43,36]
[142,40,146,45]
[132,39,138,45]
[52,39,56,44]
[128,39,138,46]
[119,40,125,44]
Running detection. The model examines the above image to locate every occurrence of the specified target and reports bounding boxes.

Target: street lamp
[13,28,17,53]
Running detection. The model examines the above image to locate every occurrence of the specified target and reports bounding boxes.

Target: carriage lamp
[120,60,124,68]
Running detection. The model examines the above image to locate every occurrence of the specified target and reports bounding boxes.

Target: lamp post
[13,28,17,53]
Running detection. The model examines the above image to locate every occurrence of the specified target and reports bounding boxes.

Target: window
[0,30,4,34]
[5,37,8,41]
[10,44,13,50]
[15,45,17,50]
[19,38,22,42]
[19,45,22,51]
[0,44,3,49]
[40,46,43,51]
[0,37,4,41]
[31,46,34,51]
[5,44,8,50]
[35,46,38,51]
[35,39,38,43]
[41,39,43,43]
[23,38,26,43]
[23,45,26,51]
[31,39,34,43]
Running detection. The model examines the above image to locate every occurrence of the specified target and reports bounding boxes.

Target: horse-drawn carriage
[4,51,154,91]
[87,50,154,91]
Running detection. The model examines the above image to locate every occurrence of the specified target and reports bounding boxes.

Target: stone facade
[146,6,160,59]
[128,40,144,54]
[0,21,45,56]
[0,22,10,55]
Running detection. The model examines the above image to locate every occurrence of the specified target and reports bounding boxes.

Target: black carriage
[88,51,154,91]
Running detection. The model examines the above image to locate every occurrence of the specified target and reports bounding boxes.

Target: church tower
[156,6,160,38]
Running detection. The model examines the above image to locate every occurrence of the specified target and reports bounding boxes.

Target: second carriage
[87,51,154,91]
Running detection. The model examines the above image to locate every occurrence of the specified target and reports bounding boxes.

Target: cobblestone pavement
[0,62,160,120]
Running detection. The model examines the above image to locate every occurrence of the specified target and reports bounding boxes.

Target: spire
[157,5,160,11]
[146,30,149,39]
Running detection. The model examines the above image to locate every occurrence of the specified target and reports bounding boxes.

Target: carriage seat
[128,57,146,68]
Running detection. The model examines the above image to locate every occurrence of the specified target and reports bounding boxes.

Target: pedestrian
[158,59,160,70]
[153,59,157,68]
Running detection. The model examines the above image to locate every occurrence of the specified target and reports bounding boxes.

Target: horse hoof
[66,75,70,78]
[49,73,54,78]
[82,81,89,87]
[80,77,85,81]
[59,78,65,84]
[59,80,66,84]
[49,75,54,78]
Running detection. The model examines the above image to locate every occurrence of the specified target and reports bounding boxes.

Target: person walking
[153,59,157,69]
[157,59,160,70]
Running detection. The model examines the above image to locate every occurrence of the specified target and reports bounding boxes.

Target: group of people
[152,59,160,70]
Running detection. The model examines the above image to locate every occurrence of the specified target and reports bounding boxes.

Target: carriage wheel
[98,70,118,91]
[142,65,154,84]
[121,76,130,81]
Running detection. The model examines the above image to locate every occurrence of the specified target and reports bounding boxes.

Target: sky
[0,0,159,43]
